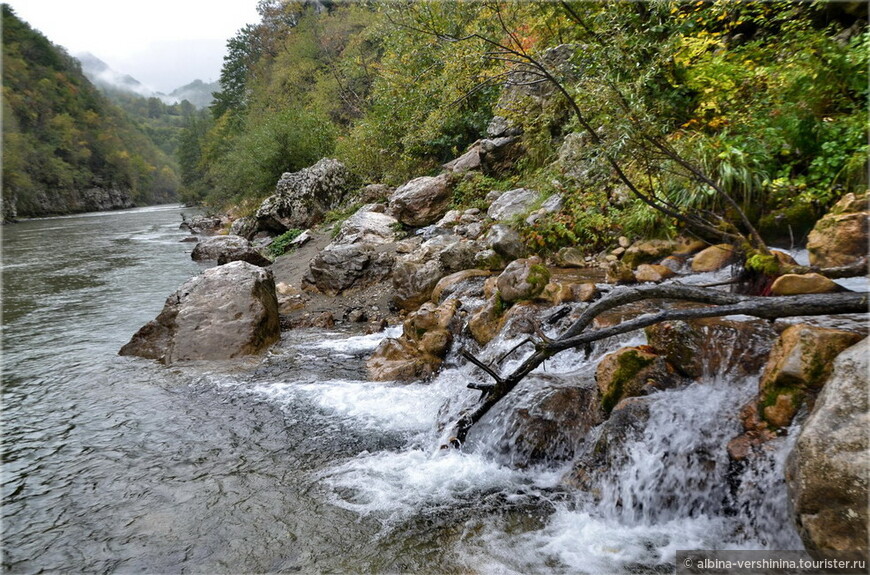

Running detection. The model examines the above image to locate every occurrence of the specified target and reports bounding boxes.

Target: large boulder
[392,259,444,312]
[757,324,863,429]
[483,224,527,261]
[487,188,540,221]
[389,173,453,227]
[307,243,394,296]
[496,257,550,303]
[787,338,869,560]
[254,158,349,234]
[332,207,399,246]
[119,262,280,364]
[191,235,269,267]
[807,192,869,268]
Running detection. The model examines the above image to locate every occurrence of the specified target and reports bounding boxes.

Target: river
[2,205,805,574]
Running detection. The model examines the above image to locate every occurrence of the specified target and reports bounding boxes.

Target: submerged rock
[119,261,280,363]
[470,374,604,468]
[645,318,777,380]
[787,337,869,560]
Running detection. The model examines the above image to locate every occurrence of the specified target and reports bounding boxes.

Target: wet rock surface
[787,338,869,560]
[120,261,280,363]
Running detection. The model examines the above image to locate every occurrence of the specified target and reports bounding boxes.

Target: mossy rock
[595,346,680,415]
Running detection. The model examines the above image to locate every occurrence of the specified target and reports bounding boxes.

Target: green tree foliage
[180,0,866,253]
[1,5,179,218]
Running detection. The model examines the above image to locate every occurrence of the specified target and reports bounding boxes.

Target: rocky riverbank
[122,154,869,560]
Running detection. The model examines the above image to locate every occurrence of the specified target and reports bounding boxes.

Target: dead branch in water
[447,285,868,447]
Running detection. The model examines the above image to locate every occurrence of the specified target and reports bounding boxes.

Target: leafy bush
[268,228,304,257]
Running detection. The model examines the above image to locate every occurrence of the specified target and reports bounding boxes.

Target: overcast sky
[10,0,261,92]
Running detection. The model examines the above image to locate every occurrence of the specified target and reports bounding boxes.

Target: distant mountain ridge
[76,52,218,108]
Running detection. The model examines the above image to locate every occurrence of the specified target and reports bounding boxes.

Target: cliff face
[2,5,178,220]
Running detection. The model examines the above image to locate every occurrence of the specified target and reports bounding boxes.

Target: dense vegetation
[177,1,867,251]
[2,5,180,219]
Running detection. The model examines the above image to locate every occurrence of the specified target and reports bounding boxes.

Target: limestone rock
[392,259,444,312]
[770,273,843,296]
[807,192,869,268]
[595,346,680,414]
[183,215,224,235]
[442,143,482,173]
[622,239,677,269]
[468,295,507,346]
[389,173,453,227]
[367,301,457,381]
[487,188,540,221]
[431,269,491,304]
[191,235,257,262]
[787,338,869,559]
[758,324,864,429]
[646,318,777,379]
[254,158,349,234]
[483,224,526,261]
[604,260,636,284]
[333,208,399,246]
[496,257,551,303]
[120,262,280,363]
[308,244,394,296]
[633,264,676,283]
[691,243,737,272]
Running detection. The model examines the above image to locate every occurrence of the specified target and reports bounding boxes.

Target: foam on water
[319,449,524,520]
[311,325,403,355]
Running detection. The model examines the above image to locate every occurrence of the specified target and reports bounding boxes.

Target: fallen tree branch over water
[448,285,869,447]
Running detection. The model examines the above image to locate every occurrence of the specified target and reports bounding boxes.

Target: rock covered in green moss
[595,346,681,414]
[757,324,864,429]
[496,257,551,303]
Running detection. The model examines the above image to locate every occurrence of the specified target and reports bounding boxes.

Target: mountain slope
[2,4,179,220]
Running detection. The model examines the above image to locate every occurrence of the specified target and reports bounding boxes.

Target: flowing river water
[2,205,809,574]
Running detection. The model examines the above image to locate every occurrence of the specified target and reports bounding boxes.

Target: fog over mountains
[76,52,218,108]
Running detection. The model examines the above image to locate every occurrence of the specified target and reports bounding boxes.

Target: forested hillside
[181,0,866,249]
[2,5,180,220]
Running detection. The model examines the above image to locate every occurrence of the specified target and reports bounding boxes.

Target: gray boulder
[496,257,550,303]
[487,188,540,221]
[389,173,453,227]
[787,337,869,559]
[333,208,399,246]
[484,224,526,261]
[254,158,349,234]
[307,244,394,295]
[191,235,251,261]
[119,261,280,364]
